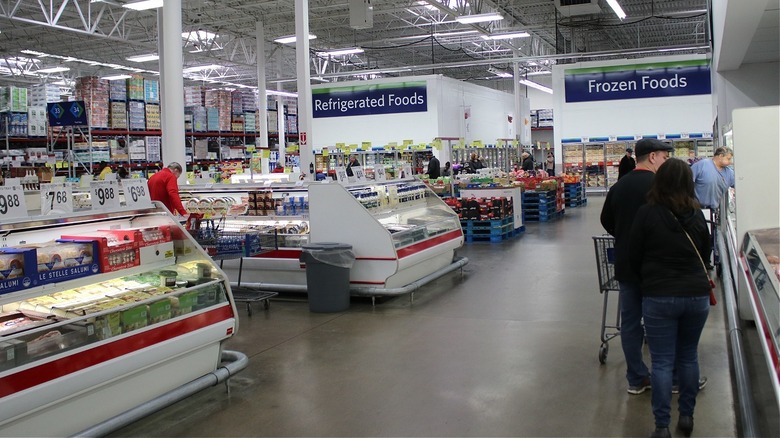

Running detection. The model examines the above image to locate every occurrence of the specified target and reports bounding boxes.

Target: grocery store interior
[0,0,778,437]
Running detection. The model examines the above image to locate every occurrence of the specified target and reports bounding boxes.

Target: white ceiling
[0,0,726,94]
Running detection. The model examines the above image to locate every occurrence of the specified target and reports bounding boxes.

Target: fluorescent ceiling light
[126,54,159,62]
[455,12,503,24]
[53,80,74,86]
[319,47,364,57]
[494,72,513,78]
[274,34,317,44]
[182,30,216,42]
[526,70,552,76]
[122,0,163,11]
[267,90,298,98]
[37,66,70,73]
[183,64,224,73]
[519,79,552,94]
[21,50,47,57]
[433,30,479,38]
[606,0,627,20]
[415,1,438,11]
[102,74,132,81]
[481,31,530,40]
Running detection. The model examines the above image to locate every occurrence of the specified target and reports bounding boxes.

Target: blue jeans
[643,296,710,428]
[619,281,649,386]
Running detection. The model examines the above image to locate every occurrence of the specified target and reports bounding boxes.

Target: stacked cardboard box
[75,77,109,128]
[145,103,161,130]
[109,80,127,101]
[537,109,553,128]
[27,106,47,137]
[145,136,161,161]
[129,139,146,160]
[205,90,231,131]
[110,102,128,129]
[244,112,256,132]
[184,86,203,107]
[241,90,256,113]
[144,79,159,103]
[231,91,243,114]
[206,107,220,132]
[126,76,144,100]
[191,107,207,132]
[1,112,29,136]
[109,139,129,161]
[0,87,28,113]
[128,101,145,130]
[29,84,61,107]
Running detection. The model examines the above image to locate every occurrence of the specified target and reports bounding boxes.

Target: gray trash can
[300,243,355,312]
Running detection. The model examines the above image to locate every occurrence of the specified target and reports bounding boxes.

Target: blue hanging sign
[47,101,88,126]
[564,60,711,103]
[312,81,428,118]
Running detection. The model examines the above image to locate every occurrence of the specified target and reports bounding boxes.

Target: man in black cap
[600,138,673,394]
[618,147,636,180]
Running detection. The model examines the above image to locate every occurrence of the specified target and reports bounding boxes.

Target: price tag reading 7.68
[0,185,28,219]
[121,179,152,208]
[40,182,73,215]
[90,180,121,211]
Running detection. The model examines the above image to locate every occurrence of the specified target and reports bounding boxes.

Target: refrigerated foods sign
[312,81,427,118]
[564,60,711,103]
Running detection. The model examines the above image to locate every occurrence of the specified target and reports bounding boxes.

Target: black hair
[646,158,700,215]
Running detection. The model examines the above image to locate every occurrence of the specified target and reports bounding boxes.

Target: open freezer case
[0,204,238,436]
[739,228,780,413]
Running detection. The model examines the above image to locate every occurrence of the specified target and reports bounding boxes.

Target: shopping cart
[593,235,620,364]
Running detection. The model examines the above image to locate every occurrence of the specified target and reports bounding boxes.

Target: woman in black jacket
[628,158,711,438]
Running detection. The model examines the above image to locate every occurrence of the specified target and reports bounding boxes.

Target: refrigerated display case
[178,179,464,292]
[0,204,238,436]
[738,228,780,413]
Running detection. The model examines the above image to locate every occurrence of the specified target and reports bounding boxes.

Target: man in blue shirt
[691,147,735,209]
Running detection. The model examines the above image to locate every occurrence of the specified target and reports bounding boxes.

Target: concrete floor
[113,197,737,437]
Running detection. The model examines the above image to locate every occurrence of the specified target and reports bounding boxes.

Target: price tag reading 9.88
[0,185,28,219]
[90,181,121,211]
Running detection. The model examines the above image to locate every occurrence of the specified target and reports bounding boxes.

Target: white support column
[295,0,314,180]
[159,0,186,181]
[256,21,268,149]
[276,50,286,169]
[513,61,521,143]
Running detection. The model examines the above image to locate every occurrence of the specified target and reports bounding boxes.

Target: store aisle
[112,198,736,437]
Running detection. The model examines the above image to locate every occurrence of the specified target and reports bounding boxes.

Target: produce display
[444,197,513,221]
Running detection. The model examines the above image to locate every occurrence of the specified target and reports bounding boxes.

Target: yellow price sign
[387,142,398,149]
[402,139,413,146]
[432,140,443,150]
[458,138,465,148]
[246,145,257,153]
[511,139,519,147]
[322,147,329,157]
[335,142,346,150]
[349,144,358,151]
[472,140,484,148]
[497,140,506,147]
[361,141,372,150]
[261,149,271,159]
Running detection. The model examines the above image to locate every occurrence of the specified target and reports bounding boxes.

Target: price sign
[322,147,329,157]
[334,166,349,185]
[335,142,346,151]
[361,141,372,150]
[354,167,367,182]
[374,165,387,182]
[400,164,413,179]
[0,185,28,220]
[122,179,152,208]
[90,180,120,211]
[40,183,73,215]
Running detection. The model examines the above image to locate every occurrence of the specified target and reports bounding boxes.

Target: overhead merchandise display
[0,201,239,436]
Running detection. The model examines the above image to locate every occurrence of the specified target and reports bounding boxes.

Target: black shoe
[678,416,694,437]
[650,427,671,438]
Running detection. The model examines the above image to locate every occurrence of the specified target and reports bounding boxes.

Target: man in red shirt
[148,162,187,216]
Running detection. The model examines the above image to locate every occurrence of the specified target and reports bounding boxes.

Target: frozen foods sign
[312,81,428,118]
[564,60,711,103]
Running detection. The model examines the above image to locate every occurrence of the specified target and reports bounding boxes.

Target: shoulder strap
[670,210,709,275]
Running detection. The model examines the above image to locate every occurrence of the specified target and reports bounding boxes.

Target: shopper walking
[600,138,673,395]
[148,162,188,216]
[442,161,452,177]
[520,151,534,171]
[628,158,712,438]
[346,154,360,177]
[691,147,734,209]
[427,155,441,179]
[97,162,113,180]
[618,147,636,180]
[545,152,555,176]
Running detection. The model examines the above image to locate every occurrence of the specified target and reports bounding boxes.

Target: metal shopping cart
[593,235,620,364]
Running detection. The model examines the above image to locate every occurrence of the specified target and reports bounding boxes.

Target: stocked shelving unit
[0,203,239,436]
